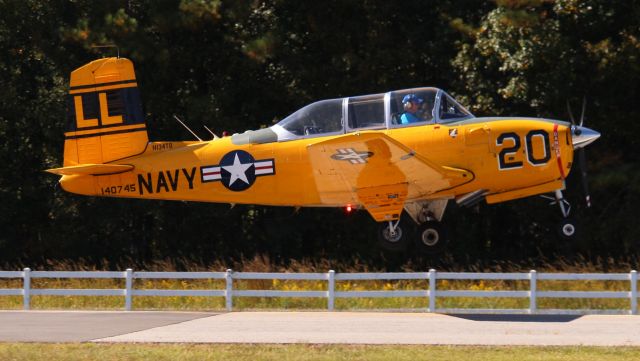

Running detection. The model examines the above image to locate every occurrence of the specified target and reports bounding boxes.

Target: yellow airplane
[47,57,600,252]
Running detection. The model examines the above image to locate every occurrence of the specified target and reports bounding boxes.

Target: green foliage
[0,0,638,269]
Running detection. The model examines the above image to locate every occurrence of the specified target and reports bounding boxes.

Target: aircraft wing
[306,132,473,221]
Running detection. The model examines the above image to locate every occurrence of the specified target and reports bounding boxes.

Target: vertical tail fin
[64,57,148,166]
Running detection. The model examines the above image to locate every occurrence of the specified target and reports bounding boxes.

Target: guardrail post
[529,270,537,314]
[125,268,133,311]
[225,269,233,311]
[428,269,436,312]
[631,270,637,315]
[328,270,335,311]
[23,268,31,310]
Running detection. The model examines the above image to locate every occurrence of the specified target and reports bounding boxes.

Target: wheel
[377,222,409,252]
[415,221,448,254]
[557,218,577,239]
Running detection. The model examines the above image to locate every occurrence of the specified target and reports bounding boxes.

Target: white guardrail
[0,269,637,315]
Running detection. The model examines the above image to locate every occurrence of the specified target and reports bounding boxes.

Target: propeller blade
[580,96,587,127]
[566,100,576,125]
[578,148,591,208]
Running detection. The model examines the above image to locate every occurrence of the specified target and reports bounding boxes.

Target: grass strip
[1,344,639,361]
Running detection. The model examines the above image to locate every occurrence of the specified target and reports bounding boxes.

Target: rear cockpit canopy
[271,87,473,141]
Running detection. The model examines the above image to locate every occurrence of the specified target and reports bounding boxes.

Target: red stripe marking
[254,166,273,170]
[553,124,566,179]
[203,171,220,176]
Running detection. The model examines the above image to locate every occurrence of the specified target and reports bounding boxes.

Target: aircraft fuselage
[60,117,573,208]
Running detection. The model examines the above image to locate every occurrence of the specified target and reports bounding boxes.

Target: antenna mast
[173,115,203,141]
[203,125,219,139]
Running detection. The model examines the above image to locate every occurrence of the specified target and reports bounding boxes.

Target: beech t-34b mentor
[47,57,600,252]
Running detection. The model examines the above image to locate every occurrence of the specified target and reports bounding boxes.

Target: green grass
[0,344,639,361]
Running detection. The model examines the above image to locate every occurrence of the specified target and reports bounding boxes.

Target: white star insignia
[222,153,252,186]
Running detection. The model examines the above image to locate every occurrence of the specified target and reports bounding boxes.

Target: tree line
[0,0,638,270]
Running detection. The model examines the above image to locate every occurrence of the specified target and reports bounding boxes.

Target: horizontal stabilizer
[46,163,134,176]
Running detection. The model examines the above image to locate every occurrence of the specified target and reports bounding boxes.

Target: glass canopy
[271,87,473,141]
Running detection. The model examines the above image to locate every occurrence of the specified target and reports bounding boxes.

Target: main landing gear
[543,189,577,239]
[377,219,408,252]
[416,221,448,254]
[377,200,449,253]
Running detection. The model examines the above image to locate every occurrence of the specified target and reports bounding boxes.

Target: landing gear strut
[550,189,577,239]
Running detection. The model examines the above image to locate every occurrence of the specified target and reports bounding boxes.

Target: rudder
[64,57,148,166]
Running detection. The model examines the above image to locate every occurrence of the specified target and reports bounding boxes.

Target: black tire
[377,222,410,252]
[415,221,448,254]
[557,218,578,240]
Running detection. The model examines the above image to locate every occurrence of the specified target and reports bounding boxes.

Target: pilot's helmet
[402,94,423,110]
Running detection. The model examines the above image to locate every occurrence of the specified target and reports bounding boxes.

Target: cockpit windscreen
[276,99,343,137]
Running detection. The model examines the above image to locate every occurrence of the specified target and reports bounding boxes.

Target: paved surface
[2,311,640,345]
[0,311,212,342]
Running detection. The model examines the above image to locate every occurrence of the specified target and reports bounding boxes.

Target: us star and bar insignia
[201,150,275,192]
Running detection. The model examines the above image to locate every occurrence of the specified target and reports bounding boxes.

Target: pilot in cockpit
[400,94,424,124]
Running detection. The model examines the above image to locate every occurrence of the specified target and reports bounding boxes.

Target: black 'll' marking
[70,79,138,92]
[65,127,147,140]
[65,121,145,133]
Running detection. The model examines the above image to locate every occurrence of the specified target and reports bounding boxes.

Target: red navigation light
[345,204,353,213]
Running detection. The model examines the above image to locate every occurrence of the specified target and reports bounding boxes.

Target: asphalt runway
[0,311,212,342]
[2,311,639,345]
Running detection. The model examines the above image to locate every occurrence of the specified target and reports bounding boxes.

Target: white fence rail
[0,269,637,315]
